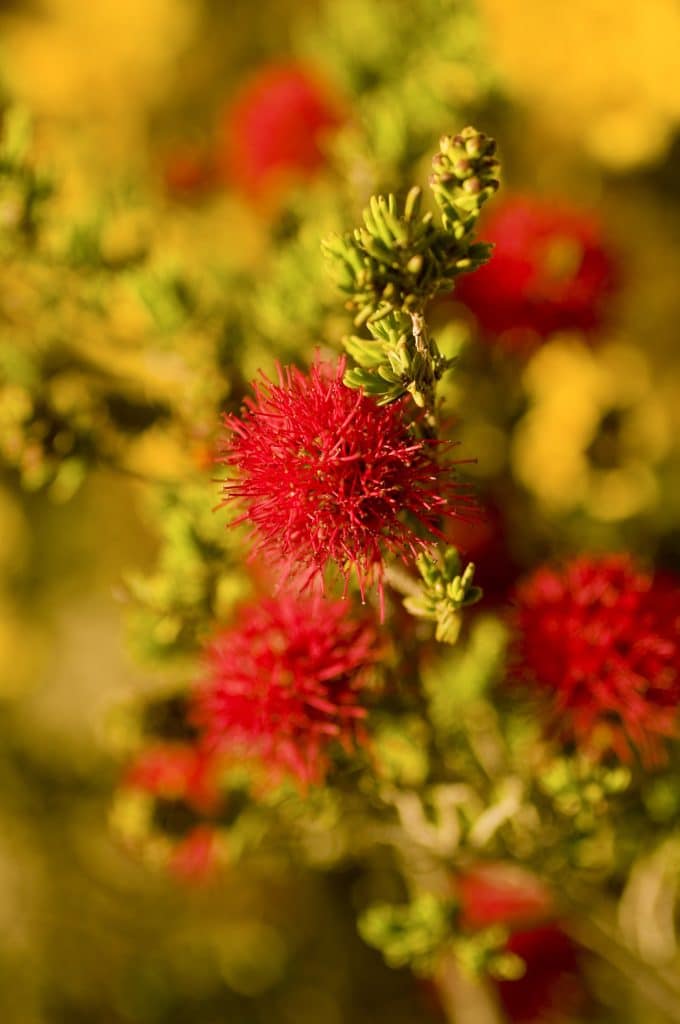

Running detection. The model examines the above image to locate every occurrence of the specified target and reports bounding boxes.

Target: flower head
[168,826,219,884]
[220,358,472,611]
[500,925,583,1024]
[194,591,379,783]
[456,865,584,1023]
[217,62,344,200]
[124,742,220,814]
[456,196,618,349]
[116,742,223,883]
[446,500,519,604]
[458,863,553,931]
[511,555,680,763]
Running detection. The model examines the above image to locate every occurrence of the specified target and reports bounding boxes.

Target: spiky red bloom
[217,63,344,199]
[511,556,680,763]
[456,196,618,349]
[220,359,472,610]
[194,591,379,783]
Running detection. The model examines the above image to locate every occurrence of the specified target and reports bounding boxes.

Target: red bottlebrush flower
[511,555,680,764]
[458,863,553,931]
[217,62,344,200]
[194,591,379,783]
[162,143,215,200]
[500,925,584,1024]
[169,826,219,884]
[446,500,519,605]
[119,744,223,882]
[455,196,618,349]
[457,865,585,1024]
[124,743,220,814]
[220,358,473,612]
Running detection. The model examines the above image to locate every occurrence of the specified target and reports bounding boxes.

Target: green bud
[404,548,482,644]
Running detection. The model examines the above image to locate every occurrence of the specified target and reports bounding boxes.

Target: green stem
[410,311,437,433]
[434,952,502,1024]
[564,903,680,1023]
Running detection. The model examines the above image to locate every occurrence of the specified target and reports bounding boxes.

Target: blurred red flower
[511,555,680,763]
[458,864,584,1024]
[446,499,519,605]
[217,62,344,199]
[220,359,473,612]
[162,143,216,200]
[458,863,553,931]
[168,826,219,884]
[124,742,220,814]
[500,925,583,1024]
[194,591,379,783]
[455,196,618,350]
[121,743,224,882]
